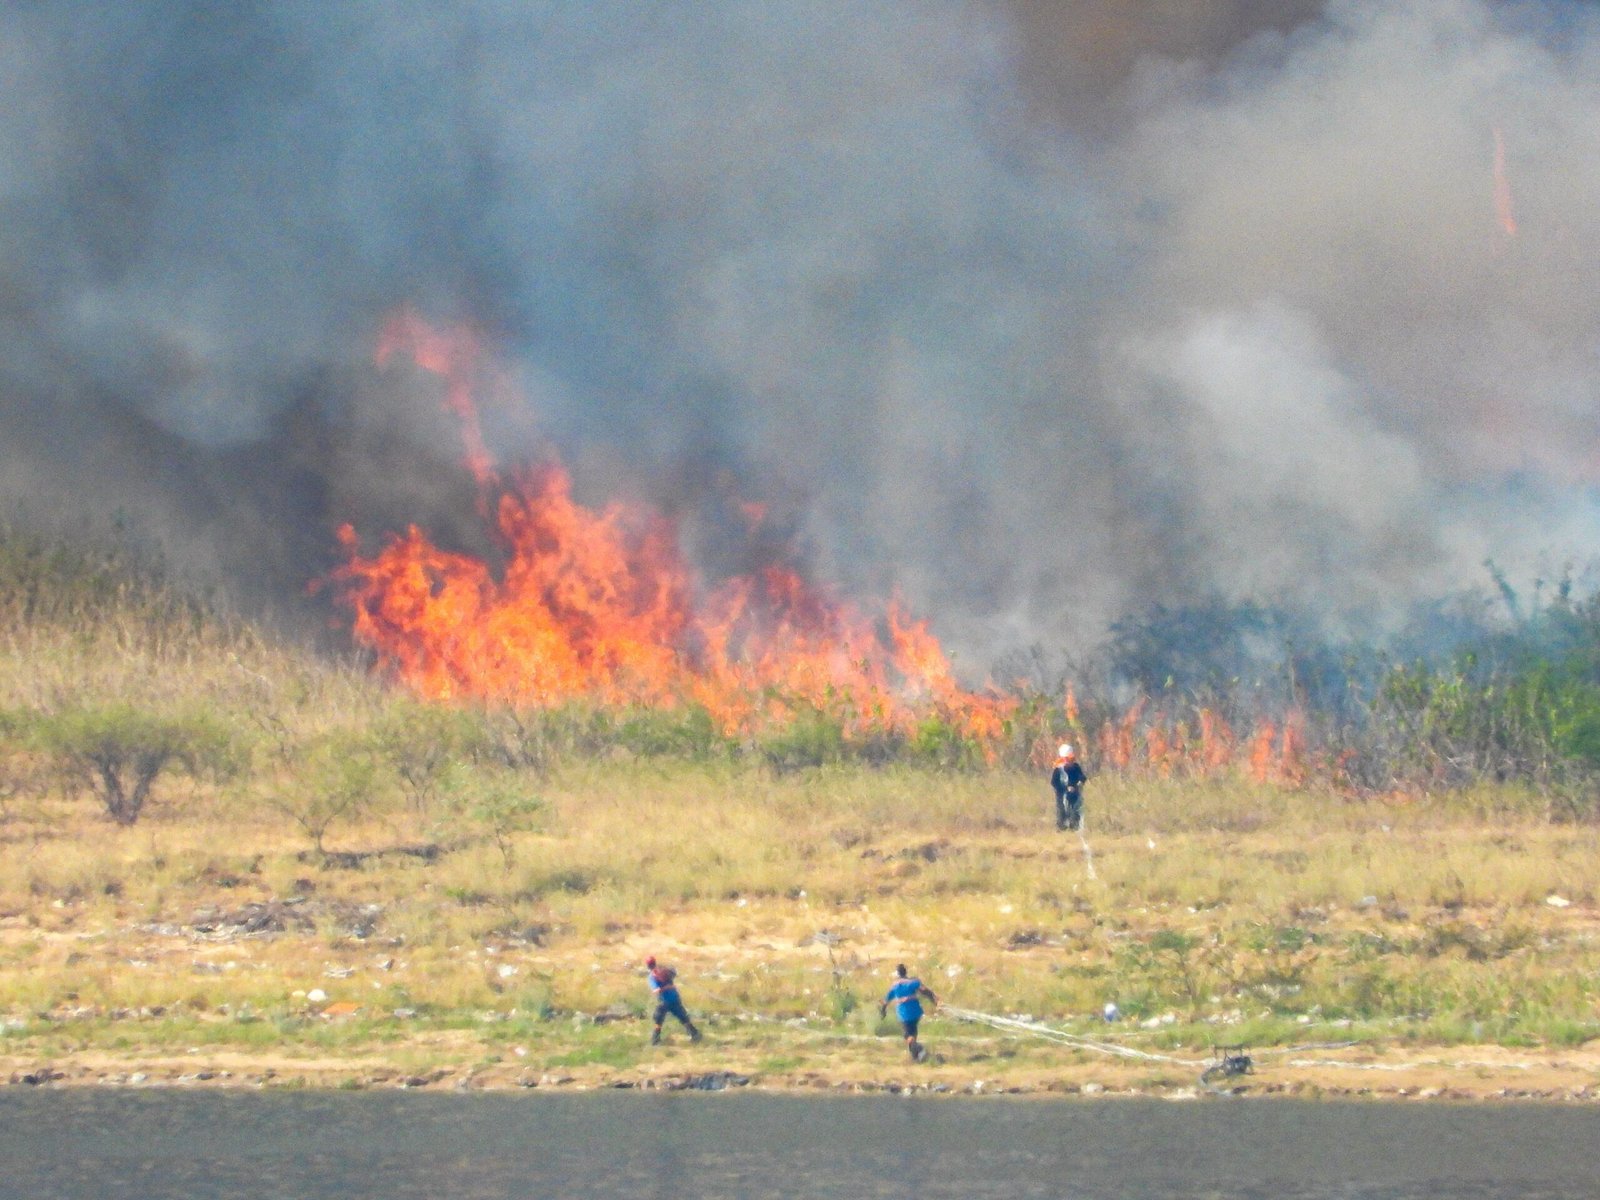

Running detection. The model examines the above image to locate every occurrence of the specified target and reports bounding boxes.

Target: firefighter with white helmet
[1049,743,1088,831]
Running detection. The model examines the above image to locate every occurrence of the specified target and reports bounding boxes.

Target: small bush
[759,709,845,773]
[908,715,985,770]
[474,704,617,774]
[435,764,543,867]
[0,708,43,817]
[34,704,240,824]
[371,699,496,811]
[616,704,730,759]
[268,729,382,860]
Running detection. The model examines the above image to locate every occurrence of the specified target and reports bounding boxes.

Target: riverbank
[6,1031,1600,1101]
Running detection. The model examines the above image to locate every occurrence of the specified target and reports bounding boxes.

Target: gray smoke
[3,1,1599,666]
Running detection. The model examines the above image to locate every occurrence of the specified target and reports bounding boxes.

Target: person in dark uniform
[1050,743,1088,831]
[879,963,938,1062]
[645,955,701,1045]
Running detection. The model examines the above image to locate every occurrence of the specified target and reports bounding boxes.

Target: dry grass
[2,765,1597,1041]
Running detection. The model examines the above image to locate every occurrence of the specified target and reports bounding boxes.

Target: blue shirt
[884,978,923,1021]
[648,967,679,1002]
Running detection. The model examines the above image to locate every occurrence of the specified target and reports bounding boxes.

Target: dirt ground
[5,1038,1600,1101]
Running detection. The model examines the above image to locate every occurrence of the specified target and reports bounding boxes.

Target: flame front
[331,310,1014,746]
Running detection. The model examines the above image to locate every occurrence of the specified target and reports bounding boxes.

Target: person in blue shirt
[879,963,938,1062]
[645,955,701,1045]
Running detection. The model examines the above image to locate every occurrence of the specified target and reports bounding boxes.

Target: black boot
[651,1027,661,1045]
[688,1024,702,1043]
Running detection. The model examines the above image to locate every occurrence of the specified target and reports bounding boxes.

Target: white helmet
[1058,743,1073,758]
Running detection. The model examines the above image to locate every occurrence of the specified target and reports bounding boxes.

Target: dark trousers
[1055,789,1082,830]
[654,994,693,1028]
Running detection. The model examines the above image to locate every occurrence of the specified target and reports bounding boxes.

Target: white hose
[1076,819,1097,880]
[939,1005,1205,1066]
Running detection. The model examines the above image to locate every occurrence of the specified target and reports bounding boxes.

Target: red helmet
[645,955,657,967]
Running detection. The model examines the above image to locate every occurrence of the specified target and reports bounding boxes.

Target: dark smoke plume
[3,1,1599,668]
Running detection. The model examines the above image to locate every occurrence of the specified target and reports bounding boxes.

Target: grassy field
[2,762,1598,1099]
[1,526,1598,1099]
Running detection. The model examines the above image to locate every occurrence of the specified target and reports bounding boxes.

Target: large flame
[330,309,1015,746]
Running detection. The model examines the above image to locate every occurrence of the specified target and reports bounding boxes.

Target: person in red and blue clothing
[879,963,938,1062]
[645,955,701,1045]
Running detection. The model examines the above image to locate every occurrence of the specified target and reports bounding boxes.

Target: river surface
[2,1089,1597,1199]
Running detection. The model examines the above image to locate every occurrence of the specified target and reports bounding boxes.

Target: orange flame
[1066,695,1315,784]
[330,311,1014,745]
[1196,706,1235,772]
[1492,125,1517,239]
[376,307,497,486]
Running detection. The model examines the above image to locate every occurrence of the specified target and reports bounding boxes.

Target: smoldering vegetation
[5,516,1600,829]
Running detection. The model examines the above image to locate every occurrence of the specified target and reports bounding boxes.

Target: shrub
[908,715,985,770]
[435,764,543,867]
[758,708,846,773]
[474,704,618,774]
[371,699,497,811]
[615,703,730,759]
[34,704,239,825]
[267,729,382,860]
[0,708,41,817]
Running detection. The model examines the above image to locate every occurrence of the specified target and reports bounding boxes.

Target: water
[2,1090,1596,1199]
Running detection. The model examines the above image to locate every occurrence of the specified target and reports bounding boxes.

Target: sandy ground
[5,1033,1599,1102]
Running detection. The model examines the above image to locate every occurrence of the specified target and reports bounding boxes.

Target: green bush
[908,715,985,770]
[434,764,543,867]
[0,707,40,816]
[34,704,240,825]
[615,703,730,759]
[371,699,498,811]
[267,729,382,859]
[758,708,846,773]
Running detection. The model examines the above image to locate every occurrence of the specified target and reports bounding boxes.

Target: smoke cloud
[4,1,1600,666]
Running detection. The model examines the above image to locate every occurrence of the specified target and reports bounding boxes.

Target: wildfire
[375,308,497,486]
[330,309,1014,746]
